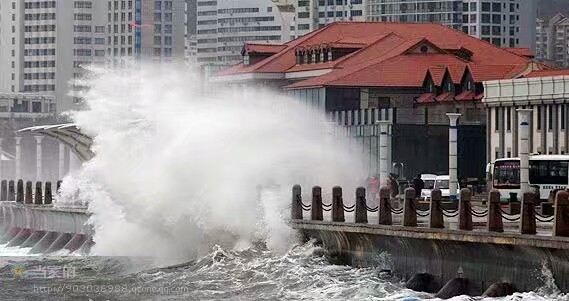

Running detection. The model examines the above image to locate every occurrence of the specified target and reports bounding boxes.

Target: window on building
[562,105,567,130]
[298,12,309,18]
[492,14,501,24]
[537,106,542,130]
[492,2,501,12]
[482,2,490,12]
[549,105,553,130]
[507,107,511,131]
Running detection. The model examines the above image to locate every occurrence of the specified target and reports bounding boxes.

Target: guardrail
[291,185,569,236]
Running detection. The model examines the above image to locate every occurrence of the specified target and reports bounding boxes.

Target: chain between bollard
[498,207,521,222]
[469,207,489,218]
[410,201,430,217]
[366,205,379,212]
[386,201,403,215]
[436,203,459,218]
[533,207,554,221]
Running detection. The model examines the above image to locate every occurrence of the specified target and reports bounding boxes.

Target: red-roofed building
[213,22,555,179]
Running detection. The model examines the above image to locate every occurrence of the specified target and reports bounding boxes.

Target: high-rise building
[536,13,569,68]
[196,0,295,67]
[0,0,186,114]
[185,0,197,64]
[366,0,536,50]
[367,0,462,28]
[0,0,107,113]
[295,0,366,37]
[107,0,185,66]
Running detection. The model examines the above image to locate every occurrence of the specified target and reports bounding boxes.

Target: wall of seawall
[0,203,92,236]
[293,221,569,295]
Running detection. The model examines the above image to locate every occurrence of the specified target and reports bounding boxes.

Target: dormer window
[320,49,325,62]
[446,81,453,92]
[243,55,250,66]
[328,48,332,61]
[466,80,472,91]
[311,51,316,64]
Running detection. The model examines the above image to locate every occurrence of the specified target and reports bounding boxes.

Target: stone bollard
[44,182,53,205]
[487,189,503,232]
[291,185,302,220]
[378,186,392,225]
[56,180,62,193]
[554,190,569,237]
[0,180,6,201]
[355,187,367,224]
[8,180,15,202]
[34,182,43,205]
[429,189,444,228]
[332,186,345,222]
[25,181,33,204]
[403,188,417,227]
[16,180,24,203]
[520,192,537,235]
[458,188,473,231]
[311,186,323,221]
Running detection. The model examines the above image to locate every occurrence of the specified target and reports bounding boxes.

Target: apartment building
[196,0,295,66]
[0,0,185,114]
[366,0,536,50]
[0,0,107,113]
[106,0,185,66]
[185,0,197,64]
[295,0,366,37]
[536,14,569,68]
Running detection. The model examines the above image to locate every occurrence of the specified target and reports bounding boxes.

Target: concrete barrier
[0,178,93,254]
[290,184,569,296]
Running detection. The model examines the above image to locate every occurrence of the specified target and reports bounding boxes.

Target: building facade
[0,0,107,113]
[106,0,185,66]
[295,0,366,36]
[185,0,197,64]
[215,22,549,179]
[366,0,536,50]
[536,14,569,68]
[196,0,295,67]
[0,0,185,114]
[484,71,569,164]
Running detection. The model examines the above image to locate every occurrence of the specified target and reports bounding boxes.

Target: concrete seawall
[293,220,569,295]
[0,202,93,254]
[291,185,569,297]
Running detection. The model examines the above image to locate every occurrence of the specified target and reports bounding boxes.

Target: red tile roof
[523,70,569,78]
[218,22,546,88]
[435,92,454,102]
[242,43,287,55]
[504,48,535,58]
[454,90,479,101]
[416,93,435,104]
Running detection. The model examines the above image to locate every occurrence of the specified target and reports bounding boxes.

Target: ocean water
[0,241,566,301]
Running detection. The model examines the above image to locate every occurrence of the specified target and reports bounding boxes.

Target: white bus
[489,155,569,203]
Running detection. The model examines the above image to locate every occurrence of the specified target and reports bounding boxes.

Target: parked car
[420,174,437,200]
[434,175,450,199]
